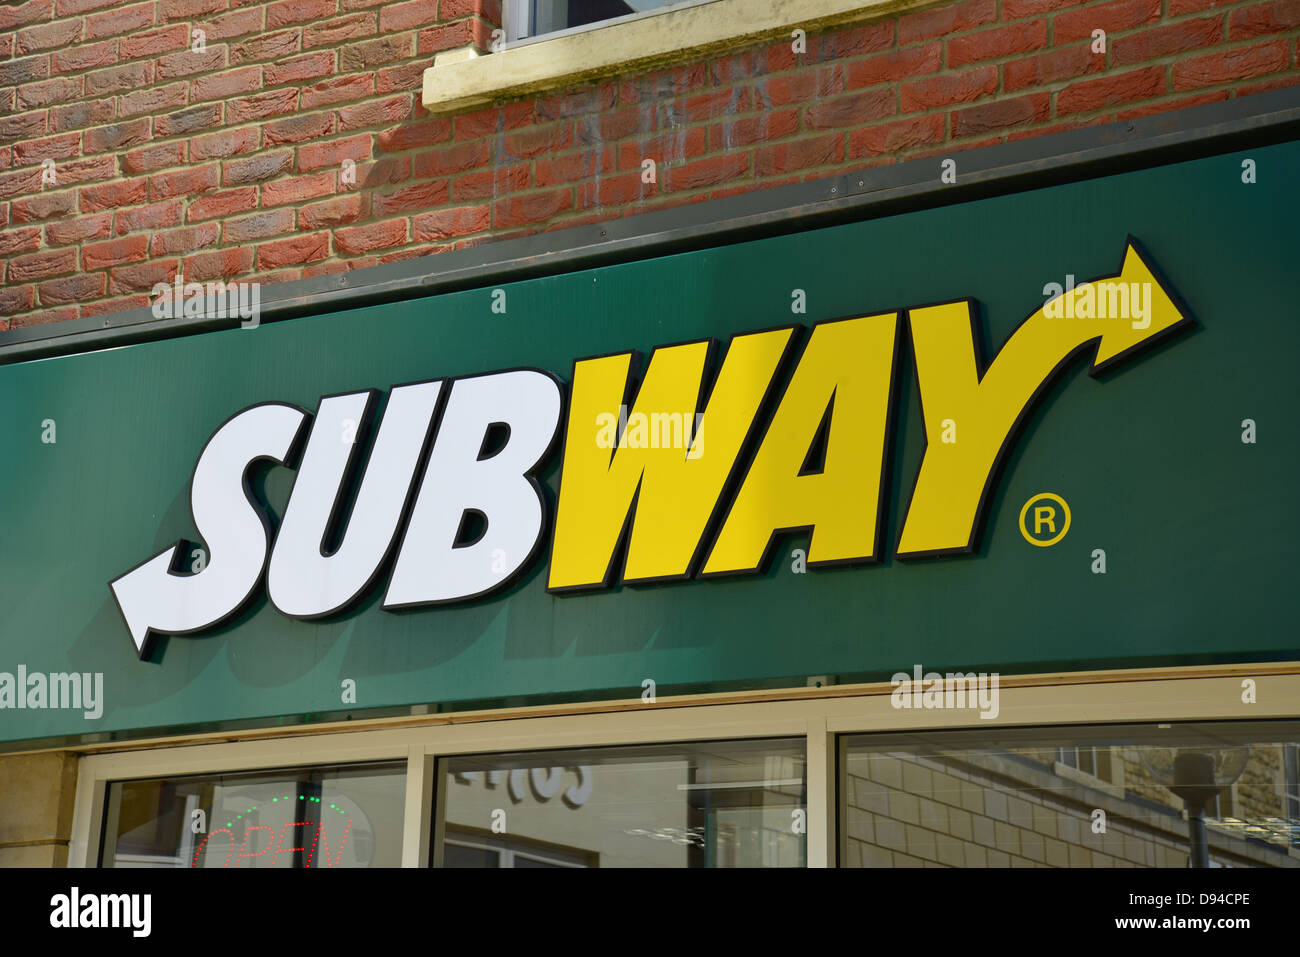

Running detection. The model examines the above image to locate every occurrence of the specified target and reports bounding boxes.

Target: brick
[185,246,255,280]
[413,204,488,241]
[1004,44,1105,92]
[663,153,748,191]
[192,127,260,161]
[339,34,412,72]
[0,55,49,86]
[805,88,896,129]
[257,231,330,267]
[762,67,845,107]
[451,163,528,201]
[1002,0,1075,16]
[300,74,374,109]
[197,8,264,41]
[0,285,36,313]
[51,155,114,186]
[370,179,448,216]
[268,0,336,29]
[0,227,42,255]
[50,99,115,132]
[157,47,227,81]
[222,207,294,240]
[85,62,153,97]
[1113,17,1224,67]
[298,193,365,229]
[154,103,223,136]
[504,123,573,159]
[16,20,84,56]
[806,21,896,61]
[904,64,993,110]
[10,306,80,328]
[18,77,81,111]
[9,248,77,282]
[264,112,336,145]
[192,66,263,102]
[85,2,154,41]
[298,133,372,171]
[380,0,436,32]
[11,190,78,223]
[576,171,648,208]
[616,126,704,170]
[188,187,258,222]
[1057,65,1166,114]
[113,199,184,234]
[110,260,180,294]
[376,61,426,96]
[709,110,799,150]
[0,168,42,202]
[303,12,376,48]
[1230,0,1300,40]
[14,132,80,167]
[335,218,409,254]
[411,140,489,178]
[79,294,152,317]
[121,25,190,59]
[453,101,533,140]
[123,141,187,174]
[375,118,450,151]
[847,44,942,88]
[948,19,1048,67]
[227,89,299,124]
[492,188,570,227]
[1056,0,1162,46]
[337,95,411,131]
[150,163,220,200]
[52,40,117,74]
[842,113,946,157]
[232,30,301,64]
[265,51,335,86]
[1172,38,1290,89]
[952,92,1050,135]
[755,134,844,177]
[82,235,149,269]
[158,0,228,20]
[80,177,148,211]
[261,170,335,206]
[416,19,476,55]
[44,212,112,245]
[223,150,292,185]
[150,223,221,255]
[56,0,118,14]
[899,0,996,44]
[0,0,53,29]
[119,82,188,118]
[1116,89,1229,119]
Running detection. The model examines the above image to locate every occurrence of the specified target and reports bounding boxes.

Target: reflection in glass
[840,722,1300,868]
[435,738,806,867]
[102,762,405,868]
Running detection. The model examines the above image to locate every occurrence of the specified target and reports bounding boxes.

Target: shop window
[504,0,715,43]
[433,738,806,867]
[101,762,405,868]
[840,723,1300,868]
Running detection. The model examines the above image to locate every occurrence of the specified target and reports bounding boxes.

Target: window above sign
[504,0,718,45]
[421,0,925,114]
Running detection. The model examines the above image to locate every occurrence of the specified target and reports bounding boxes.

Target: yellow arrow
[896,239,1193,558]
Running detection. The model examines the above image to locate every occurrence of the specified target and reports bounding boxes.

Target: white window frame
[66,665,1300,868]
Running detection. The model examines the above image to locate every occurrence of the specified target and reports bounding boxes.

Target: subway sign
[4,139,1296,742]
[111,241,1188,659]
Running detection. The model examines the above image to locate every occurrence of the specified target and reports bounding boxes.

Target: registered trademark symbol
[1019,492,1070,547]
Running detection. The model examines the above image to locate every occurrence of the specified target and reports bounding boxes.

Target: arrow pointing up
[896,238,1194,558]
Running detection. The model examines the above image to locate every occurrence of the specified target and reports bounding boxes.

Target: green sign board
[1,139,1297,745]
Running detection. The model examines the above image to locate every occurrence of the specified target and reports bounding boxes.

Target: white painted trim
[421,0,939,113]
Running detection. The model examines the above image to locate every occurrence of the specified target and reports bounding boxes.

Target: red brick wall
[1,0,1298,329]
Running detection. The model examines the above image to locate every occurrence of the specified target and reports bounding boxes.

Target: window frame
[65,665,1300,868]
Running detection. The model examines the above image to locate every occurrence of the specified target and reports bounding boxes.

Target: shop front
[2,96,1298,869]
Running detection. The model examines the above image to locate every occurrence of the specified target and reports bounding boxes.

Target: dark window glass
[102,762,405,868]
[435,738,805,867]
